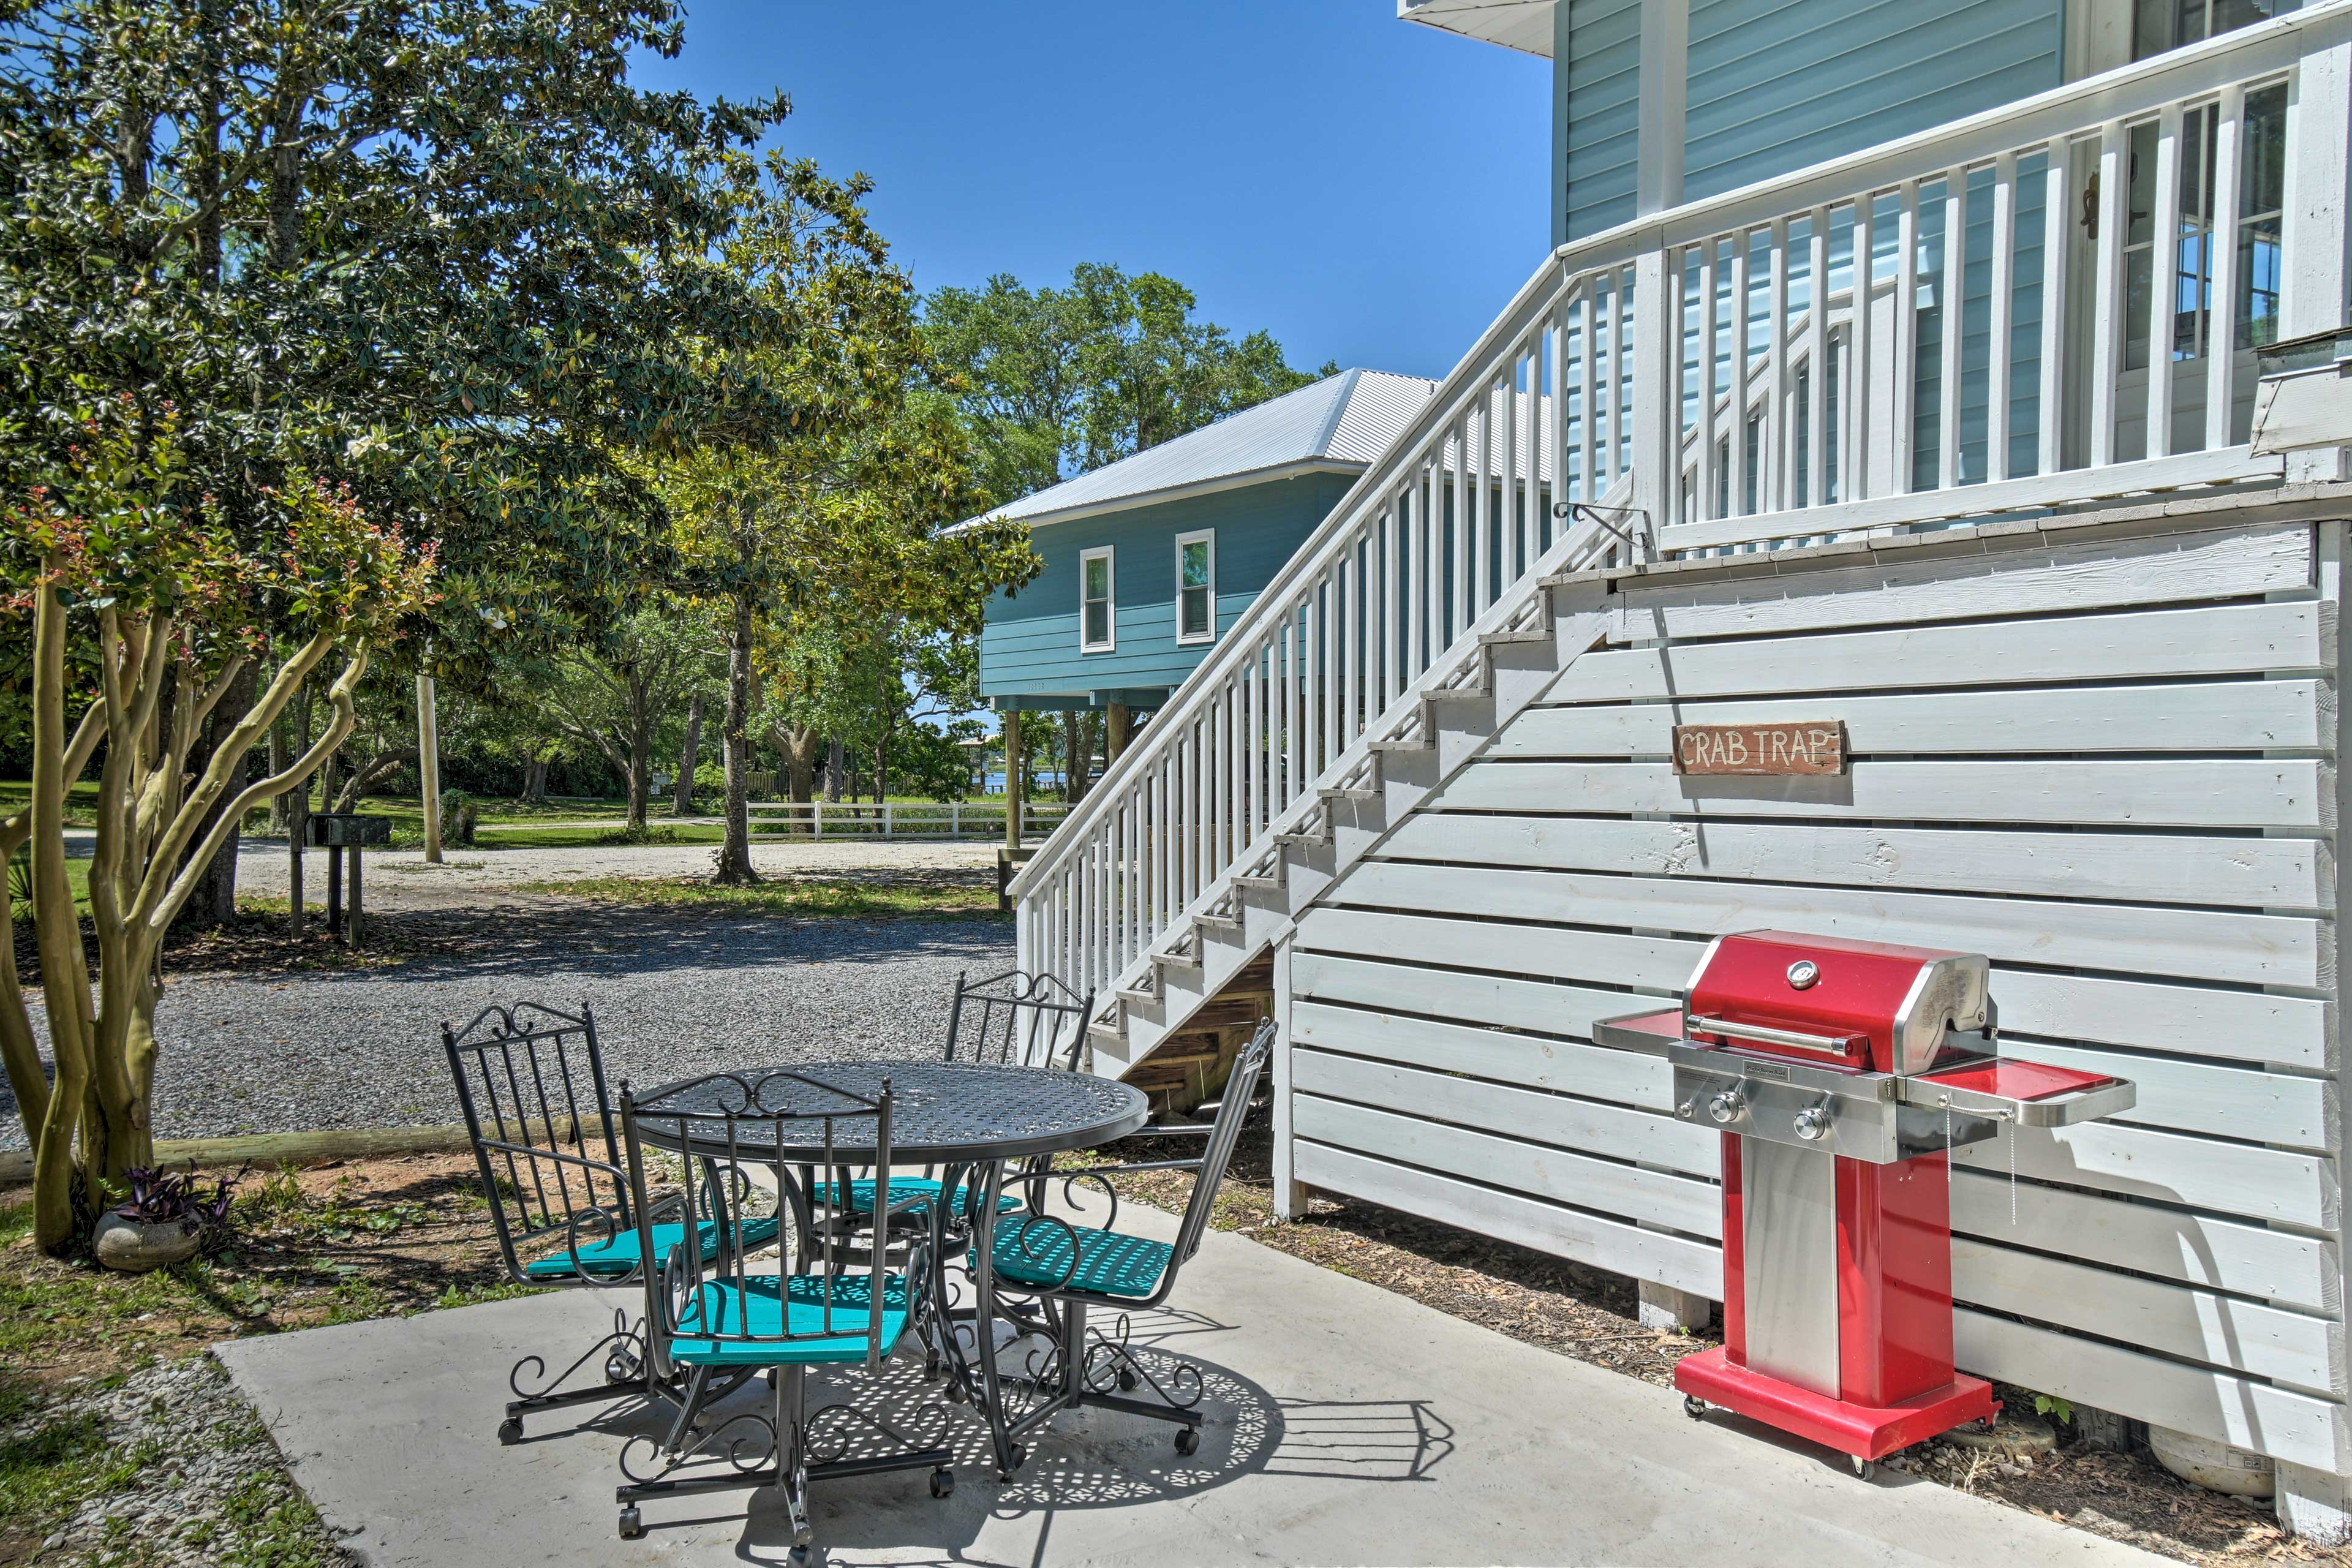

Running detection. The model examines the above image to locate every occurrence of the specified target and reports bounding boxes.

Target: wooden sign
[1673,721,1847,777]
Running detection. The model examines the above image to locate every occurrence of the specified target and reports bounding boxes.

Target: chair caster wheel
[1118,1368,1139,1392]
[930,1466,955,1499]
[617,1506,643,1539]
[787,1547,810,1568]
[498,1417,523,1445]
[997,1443,1027,1480]
[1850,1455,1875,1480]
[944,1381,967,1404]
[1174,1426,1200,1457]
[1683,1396,1707,1422]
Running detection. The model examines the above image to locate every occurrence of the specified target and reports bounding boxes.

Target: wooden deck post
[1003,710,1024,848]
[1106,701,1132,763]
[417,673,442,864]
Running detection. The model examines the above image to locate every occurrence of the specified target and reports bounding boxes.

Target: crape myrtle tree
[0,0,827,1251]
[0,405,435,1251]
[654,157,1036,884]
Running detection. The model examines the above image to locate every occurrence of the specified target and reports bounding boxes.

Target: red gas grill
[1595,931,2136,1474]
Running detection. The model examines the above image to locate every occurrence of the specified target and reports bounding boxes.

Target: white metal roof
[951,369,1438,531]
[1397,0,1555,58]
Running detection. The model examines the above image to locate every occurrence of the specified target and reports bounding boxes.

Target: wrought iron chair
[806,969,1096,1232]
[442,1001,779,1442]
[973,1017,1274,1463]
[614,1070,954,1553]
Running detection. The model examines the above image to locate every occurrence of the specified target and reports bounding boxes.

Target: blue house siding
[1556,0,1643,245]
[1681,0,2062,205]
[980,472,1357,706]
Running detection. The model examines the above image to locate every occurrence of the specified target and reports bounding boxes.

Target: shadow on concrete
[567,1304,1455,1562]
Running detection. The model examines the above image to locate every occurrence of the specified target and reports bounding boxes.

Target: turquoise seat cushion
[669,1273,913,1366]
[812,1177,1022,1216]
[522,1214,780,1280]
[984,1217,1172,1300]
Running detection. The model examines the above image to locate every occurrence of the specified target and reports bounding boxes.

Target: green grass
[524,874,1003,919]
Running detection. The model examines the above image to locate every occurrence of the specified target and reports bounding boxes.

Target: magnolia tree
[1,407,435,1251]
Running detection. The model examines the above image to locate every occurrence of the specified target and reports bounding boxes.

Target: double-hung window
[1080,546,1115,653]
[1175,530,1216,646]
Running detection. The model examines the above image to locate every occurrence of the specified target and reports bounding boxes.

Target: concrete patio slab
[217,1201,2153,1567]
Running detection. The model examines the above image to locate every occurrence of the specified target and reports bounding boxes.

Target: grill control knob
[1708,1088,1745,1125]
[1793,1103,1833,1142]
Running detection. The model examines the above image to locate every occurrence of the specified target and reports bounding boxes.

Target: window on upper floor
[1175,530,1216,646]
[1080,546,1114,653]
[2132,0,2288,58]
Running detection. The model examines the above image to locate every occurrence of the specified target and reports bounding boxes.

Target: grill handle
[1684,1014,1865,1058]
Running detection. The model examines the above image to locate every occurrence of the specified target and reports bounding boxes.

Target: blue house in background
[967,368,1436,744]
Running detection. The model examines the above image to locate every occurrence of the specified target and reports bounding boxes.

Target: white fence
[748,801,1071,841]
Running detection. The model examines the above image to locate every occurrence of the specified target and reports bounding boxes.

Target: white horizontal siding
[1281,516,2347,1471]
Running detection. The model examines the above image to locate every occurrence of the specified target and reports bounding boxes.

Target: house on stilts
[982,0,2352,1538]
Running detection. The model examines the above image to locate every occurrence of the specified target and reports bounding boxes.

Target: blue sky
[633,2,1551,382]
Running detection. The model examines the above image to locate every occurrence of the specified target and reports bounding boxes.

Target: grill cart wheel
[1683,1396,1707,1422]
[1850,1456,1875,1480]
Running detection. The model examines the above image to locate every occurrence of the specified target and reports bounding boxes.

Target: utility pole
[417,671,442,864]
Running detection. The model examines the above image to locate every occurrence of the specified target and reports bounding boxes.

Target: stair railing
[1011,0,2351,1019]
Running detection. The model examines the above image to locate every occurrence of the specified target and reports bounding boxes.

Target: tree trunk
[712,593,758,884]
[331,745,418,813]
[520,755,548,805]
[266,706,290,835]
[673,692,704,816]
[824,739,844,803]
[772,725,820,812]
[288,680,310,939]
[1106,702,1132,765]
[625,707,652,834]
[173,660,257,931]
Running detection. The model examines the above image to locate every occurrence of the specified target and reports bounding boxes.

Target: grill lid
[1683,930,1991,1076]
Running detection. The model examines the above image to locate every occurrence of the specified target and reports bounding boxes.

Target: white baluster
[1939,164,1966,491]
[1728,232,1751,515]
[1697,239,1720,521]
[1893,181,1921,493]
[2090,118,2127,469]
[1850,192,1875,503]
[1988,153,2016,484]
[2206,86,2245,453]
[1806,208,1830,507]
[2147,104,2184,458]
[2040,137,2072,477]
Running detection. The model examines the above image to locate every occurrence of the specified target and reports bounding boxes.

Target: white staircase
[1012,7,2329,1079]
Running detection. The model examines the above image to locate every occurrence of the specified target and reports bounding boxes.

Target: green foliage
[2032,1393,2074,1425]
[0,0,812,693]
[925,262,1335,506]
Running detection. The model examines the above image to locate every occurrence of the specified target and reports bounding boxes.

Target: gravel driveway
[6,840,1017,1148]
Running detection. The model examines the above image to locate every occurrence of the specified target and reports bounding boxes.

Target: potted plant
[92,1166,239,1273]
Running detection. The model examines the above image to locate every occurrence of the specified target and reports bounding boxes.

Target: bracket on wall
[1555,502,1653,563]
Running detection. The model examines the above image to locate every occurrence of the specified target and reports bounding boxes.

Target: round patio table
[628,1060,1148,1478]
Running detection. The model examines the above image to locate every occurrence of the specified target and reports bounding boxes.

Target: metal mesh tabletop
[625,1061,1148,1164]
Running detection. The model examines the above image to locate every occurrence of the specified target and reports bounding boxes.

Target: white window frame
[1079,545,1116,654]
[1174,529,1218,647]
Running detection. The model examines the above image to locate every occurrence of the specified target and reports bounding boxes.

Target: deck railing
[1013,3,2350,1020]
